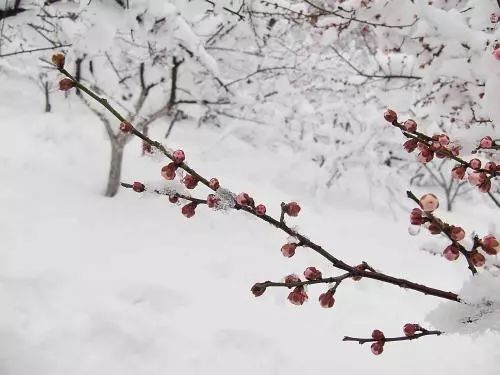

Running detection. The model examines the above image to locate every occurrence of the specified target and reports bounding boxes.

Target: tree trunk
[105,141,125,197]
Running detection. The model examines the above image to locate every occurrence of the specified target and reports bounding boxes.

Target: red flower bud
[418,148,434,163]
[318,290,335,308]
[181,202,197,218]
[371,342,384,355]
[168,195,179,204]
[183,174,198,189]
[484,162,497,172]
[352,264,365,281]
[479,136,493,149]
[209,178,220,190]
[255,204,266,216]
[469,158,481,170]
[132,181,145,192]
[287,286,308,305]
[284,202,301,217]
[251,283,266,297]
[403,119,417,132]
[443,245,460,261]
[303,267,322,281]
[450,226,465,241]
[59,78,75,91]
[207,194,220,208]
[494,48,500,61]
[478,179,491,193]
[284,274,301,286]
[371,329,385,341]
[451,165,466,180]
[236,192,254,207]
[438,134,449,146]
[51,52,65,69]
[468,172,487,186]
[384,109,397,123]
[119,121,133,133]
[419,193,439,212]
[281,243,297,258]
[403,323,419,337]
[403,139,419,153]
[428,223,441,235]
[172,149,185,164]
[161,163,177,180]
[470,251,486,267]
[410,208,424,225]
[481,235,499,255]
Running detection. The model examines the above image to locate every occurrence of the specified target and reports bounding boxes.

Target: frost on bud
[449,226,465,241]
[207,194,220,208]
[468,172,486,186]
[419,193,439,213]
[284,274,301,286]
[119,121,133,133]
[384,109,397,123]
[371,329,385,341]
[470,251,486,267]
[403,139,419,153]
[352,264,366,281]
[169,195,179,204]
[172,149,185,164]
[303,267,322,281]
[469,158,481,170]
[403,323,419,337]
[493,48,500,61]
[485,162,497,172]
[284,202,301,217]
[255,204,266,216]
[181,202,197,218]
[481,235,500,255]
[236,192,254,207]
[403,119,417,132]
[281,243,297,258]
[410,208,423,225]
[443,245,460,261]
[318,290,335,308]
[287,286,308,305]
[370,342,384,356]
[418,148,434,163]
[59,78,75,91]
[251,283,266,297]
[183,174,198,189]
[478,179,491,193]
[51,52,65,69]
[451,165,466,180]
[132,181,145,192]
[161,163,177,180]
[479,136,493,149]
[209,178,220,190]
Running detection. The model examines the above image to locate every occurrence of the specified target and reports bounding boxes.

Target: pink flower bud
[119,121,133,133]
[417,142,428,151]
[51,53,65,69]
[469,158,481,170]
[418,149,434,163]
[479,136,493,149]
[428,223,441,235]
[470,251,486,267]
[181,202,197,218]
[493,48,500,61]
[207,194,220,208]
[485,162,497,172]
[251,283,266,297]
[183,175,198,189]
[403,139,419,153]
[288,286,308,305]
[403,119,417,132]
[419,193,439,212]
[438,134,450,146]
[450,145,461,156]
[303,267,322,281]
[209,178,220,190]
[450,226,465,241]
[410,208,424,225]
[478,179,491,193]
[352,264,366,281]
[132,181,145,192]
[491,13,498,23]
[443,245,460,261]
[384,109,397,123]
[371,329,385,341]
[168,195,179,204]
[255,204,266,216]
[142,141,152,154]
[161,163,177,180]
[318,290,335,308]
[430,141,442,152]
[403,323,419,337]
[371,342,384,355]
[281,243,297,258]
[468,172,486,186]
[172,149,185,164]
[451,165,466,180]
[59,78,75,91]
[481,235,499,255]
[284,274,301,286]
[284,202,301,216]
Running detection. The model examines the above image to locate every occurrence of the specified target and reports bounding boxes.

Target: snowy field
[0,74,499,375]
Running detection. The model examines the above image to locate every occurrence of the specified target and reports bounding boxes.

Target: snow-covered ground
[1,77,499,374]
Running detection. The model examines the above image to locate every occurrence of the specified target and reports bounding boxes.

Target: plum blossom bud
[161,163,177,180]
[450,226,465,241]
[209,178,220,190]
[419,193,439,212]
[428,223,441,235]
[59,78,75,91]
[403,119,417,132]
[470,251,486,267]
[371,342,384,355]
[288,286,308,305]
[469,158,481,170]
[183,174,198,189]
[410,208,424,225]
[418,148,434,163]
[403,139,419,153]
[443,245,460,261]
[172,149,185,164]
[281,243,297,258]
[479,136,493,149]
[478,179,491,193]
[236,192,254,207]
[451,165,466,180]
[284,274,301,286]
[169,195,179,204]
[450,145,461,156]
[491,13,499,23]
[493,48,500,61]
[484,162,497,172]
[468,172,486,186]
[284,202,301,216]
[132,181,145,192]
[181,202,197,218]
[303,267,322,281]
[403,323,419,337]
[481,235,499,255]
[251,283,266,297]
[318,290,335,308]
[51,53,65,69]
[384,109,397,123]
[438,134,450,146]
[255,204,266,216]
[352,264,366,281]
[119,121,133,133]
[142,141,152,154]
[207,194,220,208]
[430,141,442,152]
[371,329,385,341]
[417,142,427,151]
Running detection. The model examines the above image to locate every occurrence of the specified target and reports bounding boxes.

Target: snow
[0,73,499,375]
